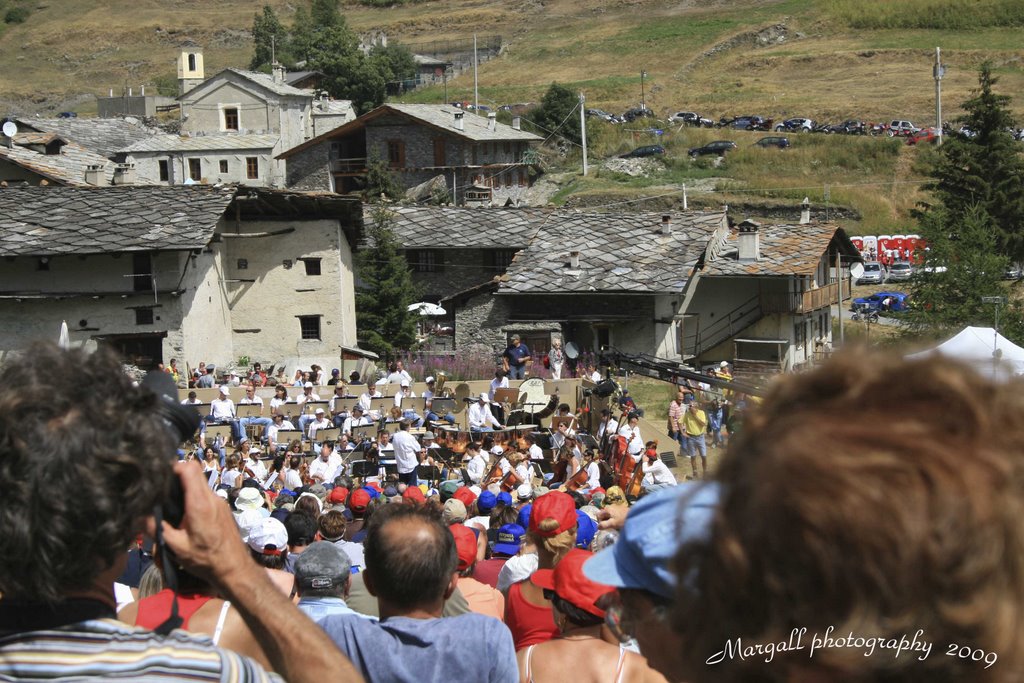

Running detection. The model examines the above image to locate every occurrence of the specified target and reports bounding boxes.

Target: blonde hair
[530,526,576,569]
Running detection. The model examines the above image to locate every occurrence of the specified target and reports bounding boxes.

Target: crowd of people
[3,343,1021,683]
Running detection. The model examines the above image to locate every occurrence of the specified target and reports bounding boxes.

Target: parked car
[775,117,815,132]
[622,107,655,122]
[620,144,666,158]
[886,261,914,281]
[852,291,910,313]
[688,140,738,157]
[1004,264,1022,280]
[820,120,865,135]
[58,112,78,119]
[668,111,713,127]
[856,261,886,285]
[727,115,772,131]
[754,136,790,149]
[906,127,939,145]
[586,108,617,122]
[886,120,919,137]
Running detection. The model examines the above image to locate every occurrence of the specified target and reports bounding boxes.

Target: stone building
[0,185,364,373]
[278,103,542,204]
[0,130,155,186]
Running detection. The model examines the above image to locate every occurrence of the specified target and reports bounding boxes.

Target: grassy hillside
[0,0,1021,233]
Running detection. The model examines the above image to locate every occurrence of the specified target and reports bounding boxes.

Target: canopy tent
[906,326,1024,380]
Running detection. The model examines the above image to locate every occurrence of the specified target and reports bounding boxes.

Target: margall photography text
[706,627,935,665]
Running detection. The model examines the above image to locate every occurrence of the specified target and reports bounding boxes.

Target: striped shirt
[0,619,281,682]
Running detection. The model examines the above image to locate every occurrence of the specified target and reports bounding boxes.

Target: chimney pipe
[84,164,105,186]
[800,196,811,224]
[113,162,136,185]
[737,220,761,262]
[487,111,496,131]
[141,85,145,96]
[272,62,286,84]
[109,88,113,97]
[661,214,672,235]
[454,111,464,131]
[128,87,132,96]
[511,116,521,130]
[569,251,580,269]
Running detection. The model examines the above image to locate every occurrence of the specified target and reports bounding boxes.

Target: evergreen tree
[310,0,341,27]
[368,43,418,95]
[529,83,581,145]
[918,61,1024,262]
[250,6,288,71]
[355,205,420,359]
[363,155,402,203]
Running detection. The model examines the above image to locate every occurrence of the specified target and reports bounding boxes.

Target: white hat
[215,489,229,500]
[247,517,288,555]
[425,376,435,384]
[401,379,410,387]
[235,487,264,512]
[516,483,533,500]
[234,508,263,541]
[491,445,504,456]
[249,446,262,455]
[720,360,729,368]
[304,381,314,388]
[479,392,490,403]
[315,407,325,414]
[219,385,230,395]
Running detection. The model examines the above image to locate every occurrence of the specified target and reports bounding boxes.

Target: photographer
[0,344,362,683]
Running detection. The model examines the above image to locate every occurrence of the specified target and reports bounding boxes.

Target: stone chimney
[511,116,521,130]
[84,164,105,186]
[738,220,760,262]
[454,111,464,131]
[113,162,136,186]
[487,111,497,131]
[569,250,580,269]
[800,196,811,224]
[272,62,286,84]
[661,214,672,235]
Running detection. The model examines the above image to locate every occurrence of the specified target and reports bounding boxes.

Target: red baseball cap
[529,491,577,537]
[403,486,425,503]
[532,549,613,618]
[365,481,382,493]
[349,488,371,512]
[328,487,349,505]
[450,524,477,571]
[453,486,477,507]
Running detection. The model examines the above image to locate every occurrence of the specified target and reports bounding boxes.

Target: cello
[624,440,656,499]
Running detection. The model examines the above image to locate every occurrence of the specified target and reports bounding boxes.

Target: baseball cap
[529,491,577,538]
[219,386,230,395]
[497,491,513,507]
[490,445,503,456]
[476,490,497,513]
[401,379,410,387]
[440,480,460,501]
[720,360,729,368]
[516,483,533,501]
[533,549,613,618]
[383,485,399,498]
[450,524,477,571]
[328,487,349,505]
[304,381,314,388]
[516,503,532,530]
[294,541,351,591]
[454,486,477,508]
[575,509,597,549]
[425,376,435,384]
[315,407,325,414]
[349,488,371,512]
[493,523,525,556]
[403,486,425,503]
[247,517,288,556]
[443,497,468,523]
[584,482,719,601]
[479,392,490,403]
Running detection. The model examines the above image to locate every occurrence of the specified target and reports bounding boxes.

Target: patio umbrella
[407,302,447,316]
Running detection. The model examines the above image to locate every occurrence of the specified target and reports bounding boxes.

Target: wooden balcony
[330,158,368,174]
[760,282,843,314]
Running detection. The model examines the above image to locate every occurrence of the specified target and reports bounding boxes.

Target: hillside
[0,0,1022,233]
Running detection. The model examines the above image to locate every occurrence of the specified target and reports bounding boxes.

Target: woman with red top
[504,491,578,650]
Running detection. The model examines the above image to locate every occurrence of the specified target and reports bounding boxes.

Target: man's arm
[154,462,364,683]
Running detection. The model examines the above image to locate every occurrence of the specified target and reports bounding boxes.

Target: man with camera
[0,345,363,683]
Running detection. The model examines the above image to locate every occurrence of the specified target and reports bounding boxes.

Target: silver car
[857,261,886,285]
[887,262,914,282]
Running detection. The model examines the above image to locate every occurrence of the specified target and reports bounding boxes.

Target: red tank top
[505,580,559,650]
[134,589,214,630]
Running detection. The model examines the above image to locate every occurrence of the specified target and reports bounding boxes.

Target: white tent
[906,326,1024,380]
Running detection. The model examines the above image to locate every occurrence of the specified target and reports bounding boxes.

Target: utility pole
[473,34,479,115]
[640,70,647,111]
[580,91,588,176]
[934,47,944,145]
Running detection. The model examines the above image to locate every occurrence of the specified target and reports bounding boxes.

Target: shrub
[4,6,29,23]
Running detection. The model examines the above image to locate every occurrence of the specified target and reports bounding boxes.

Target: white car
[887,120,919,137]
[857,261,886,285]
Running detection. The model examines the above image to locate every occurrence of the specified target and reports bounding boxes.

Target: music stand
[429,397,456,415]
[493,388,519,405]
[552,416,577,431]
[577,433,600,451]
[417,464,441,485]
[350,460,374,478]
[351,424,377,443]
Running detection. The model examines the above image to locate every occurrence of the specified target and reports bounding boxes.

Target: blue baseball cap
[477,490,497,513]
[362,486,381,500]
[516,504,532,530]
[575,509,597,549]
[583,482,719,601]
[493,523,525,556]
[497,491,513,507]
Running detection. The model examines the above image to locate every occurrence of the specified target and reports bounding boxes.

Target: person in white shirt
[391,420,424,486]
[282,454,304,490]
[308,442,342,484]
[206,386,236,445]
[243,447,268,482]
[596,408,619,447]
[267,413,296,449]
[376,431,394,453]
[469,393,502,433]
[588,364,602,383]
[492,445,511,476]
[237,384,273,443]
[329,385,351,428]
[488,369,510,423]
[513,453,531,484]
[641,448,677,492]
[296,382,322,438]
[617,414,644,463]
[526,433,545,462]
[385,360,413,386]
[393,381,423,427]
[358,384,379,415]
[341,405,371,437]
[422,377,457,426]
[464,444,487,485]
[180,391,202,406]
[269,384,291,418]
[307,408,333,441]
[585,452,602,489]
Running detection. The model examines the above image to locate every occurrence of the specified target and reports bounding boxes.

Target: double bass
[624,439,656,498]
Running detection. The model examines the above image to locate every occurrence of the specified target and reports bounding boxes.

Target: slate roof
[120,133,279,154]
[702,223,860,277]
[0,185,236,256]
[0,141,118,186]
[499,211,726,294]
[16,117,158,159]
[183,68,313,100]
[368,205,547,249]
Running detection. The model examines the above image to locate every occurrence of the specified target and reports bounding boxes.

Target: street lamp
[640,71,647,111]
[982,295,1006,378]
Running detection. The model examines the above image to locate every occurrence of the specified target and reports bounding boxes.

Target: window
[504,141,512,155]
[299,315,322,340]
[490,249,516,270]
[407,250,441,273]
[187,53,197,72]
[302,258,322,276]
[135,308,154,325]
[223,107,239,131]
[158,160,169,182]
[433,138,446,166]
[219,160,229,173]
[518,169,527,187]
[471,145,478,165]
[246,157,259,179]
[387,141,405,168]
[132,253,152,293]
[188,158,201,181]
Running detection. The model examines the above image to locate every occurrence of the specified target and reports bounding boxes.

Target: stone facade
[285,143,334,192]
[407,248,505,300]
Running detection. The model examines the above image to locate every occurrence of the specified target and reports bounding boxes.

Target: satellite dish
[849,262,865,280]
[1,121,16,138]
[564,341,580,360]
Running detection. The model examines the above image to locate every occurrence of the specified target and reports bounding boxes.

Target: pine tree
[355,205,420,359]
[530,83,581,145]
[250,6,288,71]
[363,156,402,203]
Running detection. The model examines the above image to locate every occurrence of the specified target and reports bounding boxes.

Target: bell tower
[176,42,205,96]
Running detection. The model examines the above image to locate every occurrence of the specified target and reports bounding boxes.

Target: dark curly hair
[0,344,176,603]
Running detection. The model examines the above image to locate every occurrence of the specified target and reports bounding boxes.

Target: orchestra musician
[551,436,582,488]
[422,376,456,425]
[489,369,509,424]
[464,442,487,485]
[596,408,619,457]
[616,413,644,465]
[469,393,503,433]
[308,441,342,485]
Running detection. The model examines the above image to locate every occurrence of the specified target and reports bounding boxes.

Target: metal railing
[685,295,762,358]
[760,282,841,314]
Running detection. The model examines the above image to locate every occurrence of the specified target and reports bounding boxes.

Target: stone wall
[410,248,498,300]
[454,291,512,355]
[285,143,333,192]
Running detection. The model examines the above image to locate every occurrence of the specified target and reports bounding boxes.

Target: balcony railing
[760,282,842,314]
[330,158,368,174]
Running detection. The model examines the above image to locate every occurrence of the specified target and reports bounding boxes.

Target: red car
[906,127,939,145]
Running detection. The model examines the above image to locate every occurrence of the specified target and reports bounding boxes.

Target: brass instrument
[434,371,454,398]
